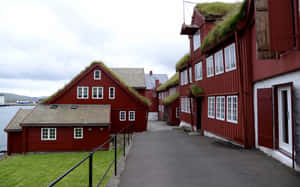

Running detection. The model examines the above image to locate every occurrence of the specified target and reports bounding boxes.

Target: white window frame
[225,43,237,72]
[74,128,83,139]
[41,128,56,140]
[77,86,89,99]
[195,62,203,81]
[216,96,225,121]
[214,50,224,75]
[189,67,192,83]
[94,70,101,80]
[176,107,180,118]
[129,111,135,121]
[227,95,238,124]
[120,111,126,121]
[109,87,115,99]
[208,97,215,119]
[92,87,103,99]
[193,30,201,50]
[206,56,214,78]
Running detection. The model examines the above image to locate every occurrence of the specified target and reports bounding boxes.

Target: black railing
[48,125,134,187]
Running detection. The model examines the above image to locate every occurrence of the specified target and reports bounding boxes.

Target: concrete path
[119,121,300,187]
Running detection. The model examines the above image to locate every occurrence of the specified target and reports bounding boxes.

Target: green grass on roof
[190,84,204,96]
[41,61,151,106]
[201,1,247,51]
[196,2,241,17]
[162,92,179,105]
[157,73,179,92]
[175,53,190,71]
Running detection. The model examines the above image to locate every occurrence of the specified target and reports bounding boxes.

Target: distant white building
[0,95,4,105]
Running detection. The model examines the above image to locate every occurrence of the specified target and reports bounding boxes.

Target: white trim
[120,111,126,121]
[41,128,56,140]
[94,70,101,80]
[214,49,224,75]
[206,56,214,78]
[193,30,201,50]
[227,95,238,124]
[195,62,203,81]
[129,111,135,121]
[74,128,83,139]
[109,87,115,99]
[224,43,237,72]
[216,96,225,121]
[208,96,215,119]
[92,87,103,99]
[77,86,89,99]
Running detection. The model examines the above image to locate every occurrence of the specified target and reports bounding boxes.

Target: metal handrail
[48,125,134,187]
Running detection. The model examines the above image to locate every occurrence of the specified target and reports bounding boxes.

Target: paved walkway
[119,121,300,187]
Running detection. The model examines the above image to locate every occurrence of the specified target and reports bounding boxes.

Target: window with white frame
[74,128,83,139]
[227,95,238,123]
[94,70,101,80]
[195,62,203,81]
[129,111,135,121]
[176,107,180,118]
[184,69,188,85]
[193,30,201,50]
[206,56,214,77]
[92,87,103,99]
[41,128,56,140]
[216,96,225,121]
[225,43,237,72]
[189,67,192,83]
[120,111,126,121]
[77,87,88,99]
[169,87,176,95]
[208,97,215,118]
[180,71,184,85]
[214,50,224,75]
[109,87,115,99]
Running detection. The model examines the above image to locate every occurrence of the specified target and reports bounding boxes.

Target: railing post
[123,128,126,157]
[114,135,117,176]
[89,154,93,187]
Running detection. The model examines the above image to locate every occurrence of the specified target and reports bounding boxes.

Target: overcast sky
[0,0,241,97]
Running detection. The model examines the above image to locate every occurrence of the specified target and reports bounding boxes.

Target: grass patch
[175,54,190,71]
[201,1,247,51]
[0,151,120,187]
[162,92,179,105]
[195,2,240,17]
[157,73,179,92]
[190,84,204,96]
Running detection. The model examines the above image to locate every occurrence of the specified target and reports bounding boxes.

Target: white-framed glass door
[277,86,292,153]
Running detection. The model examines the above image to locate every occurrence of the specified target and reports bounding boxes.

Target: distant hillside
[0,93,47,103]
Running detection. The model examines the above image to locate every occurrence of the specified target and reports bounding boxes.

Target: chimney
[149,70,153,76]
[155,80,160,87]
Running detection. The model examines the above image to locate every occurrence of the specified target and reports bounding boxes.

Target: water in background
[0,106,34,152]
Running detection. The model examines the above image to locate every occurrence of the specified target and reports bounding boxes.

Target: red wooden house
[5,62,150,155]
[157,73,180,126]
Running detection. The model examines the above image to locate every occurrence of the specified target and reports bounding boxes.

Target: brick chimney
[149,70,153,76]
[155,80,160,87]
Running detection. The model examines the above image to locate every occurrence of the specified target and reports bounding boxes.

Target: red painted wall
[167,99,180,126]
[7,132,23,155]
[144,90,158,112]
[24,126,110,152]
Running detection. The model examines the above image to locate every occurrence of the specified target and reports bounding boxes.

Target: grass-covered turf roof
[195,2,241,17]
[157,73,179,92]
[200,1,247,51]
[162,92,179,105]
[190,84,204,96]
[41,61,151,106]
[175,53,190,71]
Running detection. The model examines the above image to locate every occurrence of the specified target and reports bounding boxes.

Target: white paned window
[216,96,225,121]
[193,30,201,50]
[92,87,103,99]
[227,95,238,123]
[189,67,192,83]
[214,50,224,75]
[41,128,56,140]
[206,56,214,77]
[129,111,135,121]
[120,111,126,121]
[94,70,101,80]
[176,107,180,118]
[195,62,203,81]
[77,87,88,99]
[208,97,215,119]
[225,43,237,72]
[180,71,184,85]
[109,87,115,99]
[74,128,83,139]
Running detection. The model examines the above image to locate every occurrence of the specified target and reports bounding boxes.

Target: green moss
[157,73,179,92]
[196,2,241,17]
[162,92,179,105]
[201,1,247,51]
[175,53,190,71]
[41,61,151,106]
[190,84,204,96]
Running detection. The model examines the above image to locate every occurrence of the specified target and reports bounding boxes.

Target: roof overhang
[21,123,110,127]
[180,24,199,35]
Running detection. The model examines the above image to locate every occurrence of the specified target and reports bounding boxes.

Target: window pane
[93,88,97,98]
[98,87,103,98]
[49,128,55,139]
[78,88,82,97]
[42,128,48,139]
[83,88,88,98]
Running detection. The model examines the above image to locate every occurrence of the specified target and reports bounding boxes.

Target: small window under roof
[71,104,78,109]
[50,104,58,109]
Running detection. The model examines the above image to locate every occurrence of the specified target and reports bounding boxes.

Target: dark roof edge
[21,123,110,127]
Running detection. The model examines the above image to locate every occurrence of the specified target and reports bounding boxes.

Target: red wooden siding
[24,126,110,152]
[144,90,158,112]
[111,110,147,132]
[7,132,23,155]
[167,99,180,126]
[257,88,274,148]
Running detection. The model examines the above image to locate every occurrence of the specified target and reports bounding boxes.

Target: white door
[277,86,292,153]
